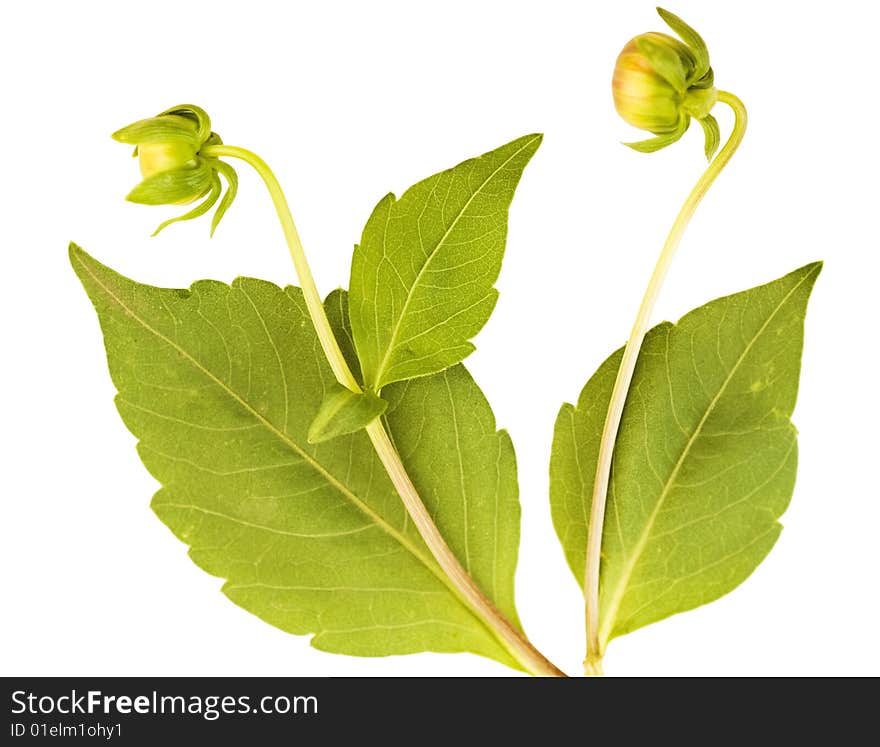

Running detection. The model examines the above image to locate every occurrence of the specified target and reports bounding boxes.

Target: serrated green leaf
[307,384,387,444]
[550,263,821,652]
[349,134,542,390]
[71,245,523,669]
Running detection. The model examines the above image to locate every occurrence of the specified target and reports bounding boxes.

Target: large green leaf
[550,263,821,652]
[349,134,542,391]
[71,245,523,668]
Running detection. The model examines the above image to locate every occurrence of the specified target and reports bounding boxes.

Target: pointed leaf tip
[349,135,539,389]
[699,114,720,161]
[656,7,710,78]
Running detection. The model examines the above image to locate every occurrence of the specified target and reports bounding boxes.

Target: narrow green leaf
[210,159,239,237]
[126,164,213,205]
[307,384,387,444]
[699,114,721,161]
[550,263,821,650]
[151,174,221,236]
[111,116,200,146]
[657,7,711,81]
[71,245,523,668]
[624,115,690,153]
[349,134,542,390]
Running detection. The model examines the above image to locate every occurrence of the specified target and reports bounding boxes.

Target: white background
[2,0,877,677]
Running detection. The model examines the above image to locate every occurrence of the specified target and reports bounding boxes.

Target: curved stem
[202,145,358,390]
[582,91,747,676]
[202,144,565,677]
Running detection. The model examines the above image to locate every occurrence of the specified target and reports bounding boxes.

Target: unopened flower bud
[112,105,237,235]
[138,138,199,182]
[613,33,691,133]
[612,8,720,160]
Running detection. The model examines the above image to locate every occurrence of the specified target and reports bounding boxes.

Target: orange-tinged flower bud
[613,32,693,134]
[611,8,720,159]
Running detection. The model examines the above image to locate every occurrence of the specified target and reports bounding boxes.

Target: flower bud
[112,105,237,235]
[613,32,693,133]
[612,8,720,160]
[138,139,199,181]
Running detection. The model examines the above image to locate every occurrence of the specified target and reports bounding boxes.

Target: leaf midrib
[369,135,541,388]
[74,251,495,637]
[598,266,818,647]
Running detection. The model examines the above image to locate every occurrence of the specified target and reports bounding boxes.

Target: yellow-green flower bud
[612,8,721,160]
[138,138,198,181]
[613,32,693,133]
[112,105,238,235]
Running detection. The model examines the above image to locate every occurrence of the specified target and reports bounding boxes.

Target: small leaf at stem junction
[307,385,387,444]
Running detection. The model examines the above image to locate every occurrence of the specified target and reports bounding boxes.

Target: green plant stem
[202,144,565,677]
[202,146,357,390]
[582,91,747,676]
